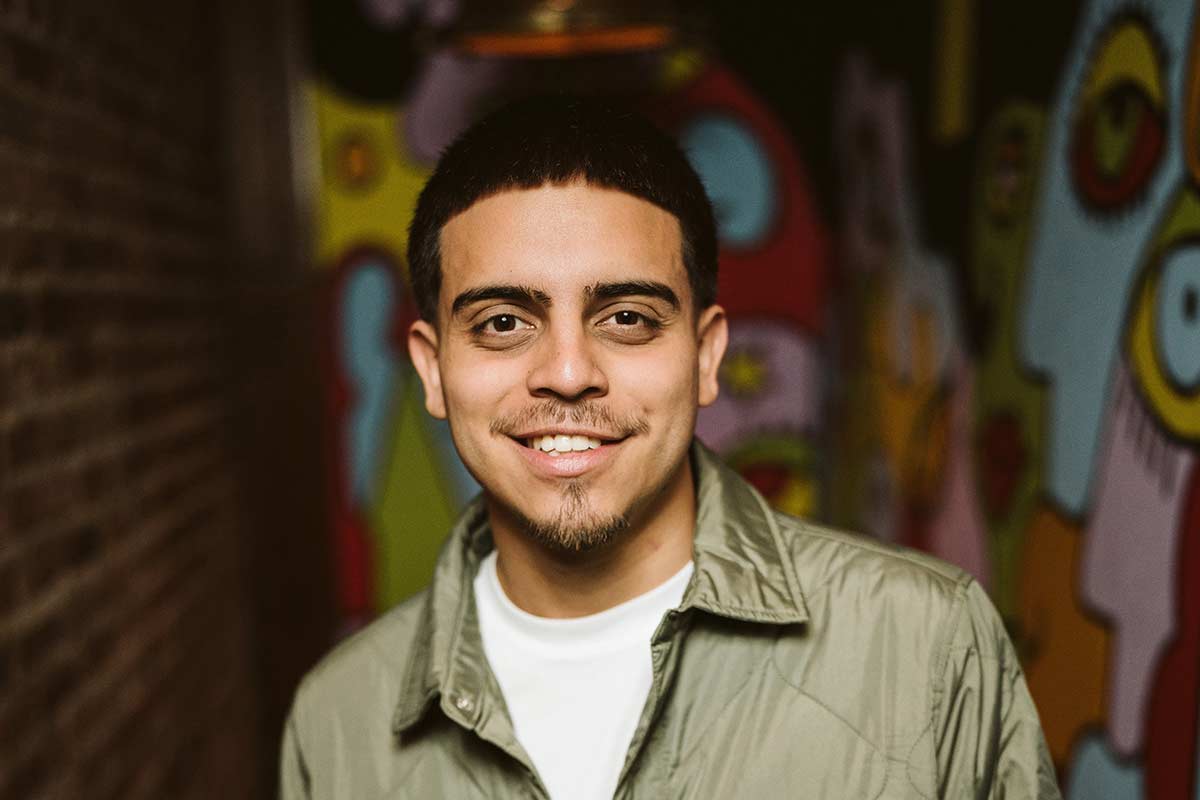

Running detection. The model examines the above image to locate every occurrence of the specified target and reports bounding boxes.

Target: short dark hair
[406,95,718,321]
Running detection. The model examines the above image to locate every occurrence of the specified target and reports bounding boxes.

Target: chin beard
[516,481,630,554]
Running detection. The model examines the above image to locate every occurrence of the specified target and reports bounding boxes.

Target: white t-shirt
[474,551,693,800]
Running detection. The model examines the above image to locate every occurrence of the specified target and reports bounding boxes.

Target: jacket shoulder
[291,590,429,726]
[774,511,974,614]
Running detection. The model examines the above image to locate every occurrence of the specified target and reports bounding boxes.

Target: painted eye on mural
[1070,16,1166,214]
[1129,242,1200,441]
[680,114,779,250]
[1154,249,1200,392]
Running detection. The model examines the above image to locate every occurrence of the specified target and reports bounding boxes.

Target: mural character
[1020,1,1190,517]
[1021,0,1200,792]
[315,49,482,619]
[834,53,988,583]
[658,62,830,518]
[1088,186,1200,792]
[966,103,1047,622]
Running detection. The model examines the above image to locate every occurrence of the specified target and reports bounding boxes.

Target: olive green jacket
[281,443,1061,799]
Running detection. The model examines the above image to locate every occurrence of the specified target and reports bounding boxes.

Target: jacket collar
[392,439,810,734]
[683,440,810,625]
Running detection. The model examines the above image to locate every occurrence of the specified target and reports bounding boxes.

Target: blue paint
[1065,734,1142,799]
[341,262,401,506]
[680,114,777,249]
[1155,247,1200,391]
[429,416,480,505]
[1020,0,1196,514]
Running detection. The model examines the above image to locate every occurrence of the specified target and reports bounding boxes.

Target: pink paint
[1082,359,1195,756]
[696,320,821,453]
[927,358,991,587]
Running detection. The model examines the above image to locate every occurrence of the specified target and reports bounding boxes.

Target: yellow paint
[368,378,459,608]
[776,475,817,519]
[722,349,768,397]
[865,275,951,510]
[1128,186,1200,440]
[932,0,975,142]
[1080,21,1165,108]
[660,46,706,90]
[311,81,432,268]
[967,103,1047,621]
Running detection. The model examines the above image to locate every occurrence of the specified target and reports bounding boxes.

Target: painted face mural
[1128,184,1200,798]
[656,62,830,518]
[315,62,482,621]
[1021,0,1195,517]
[1023,0,1200,793]
[1083,194,1200,793]
[325,250,404,618]
[967,104,1048,622]
[833,53,988,584]
[980,105,1109,775]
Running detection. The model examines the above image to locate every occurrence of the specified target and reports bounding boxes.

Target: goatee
[517,480,630,553]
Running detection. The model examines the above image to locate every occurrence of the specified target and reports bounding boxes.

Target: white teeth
[528,434,603,453]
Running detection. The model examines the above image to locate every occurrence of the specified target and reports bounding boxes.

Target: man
[281,97,1060,799]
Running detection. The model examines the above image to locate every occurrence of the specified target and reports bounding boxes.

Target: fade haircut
[406,95,718,322]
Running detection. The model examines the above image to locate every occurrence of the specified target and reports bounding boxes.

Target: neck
[487,457,696,618]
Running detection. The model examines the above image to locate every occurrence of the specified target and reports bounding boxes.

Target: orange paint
[459,25,673,57]
[1017,503,1109,767]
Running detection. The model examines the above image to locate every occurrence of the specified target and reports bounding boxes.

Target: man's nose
[526,325,608,401]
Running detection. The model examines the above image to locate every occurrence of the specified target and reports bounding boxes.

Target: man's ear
[408,319,447,419]
[696,304,728,407]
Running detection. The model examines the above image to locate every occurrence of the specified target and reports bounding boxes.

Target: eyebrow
[586,281,680,310]
[451,284,552,315]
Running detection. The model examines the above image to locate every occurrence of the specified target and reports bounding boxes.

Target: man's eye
[598,310,662,339]
[476,314,532,335]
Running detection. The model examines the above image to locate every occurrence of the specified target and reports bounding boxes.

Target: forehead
[438,183,687,300]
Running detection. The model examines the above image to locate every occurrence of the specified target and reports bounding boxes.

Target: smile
[525,434,603,454]
[508,431,627,478]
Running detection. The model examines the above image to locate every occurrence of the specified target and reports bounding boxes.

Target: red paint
[322,249,410,619]
[1145,461,1200,798]
[654,64,829,334]
[977,411,1027,521]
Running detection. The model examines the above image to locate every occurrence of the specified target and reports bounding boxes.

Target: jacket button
[454,695,473,712]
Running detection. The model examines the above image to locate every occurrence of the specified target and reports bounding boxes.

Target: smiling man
[281,98,1060,799]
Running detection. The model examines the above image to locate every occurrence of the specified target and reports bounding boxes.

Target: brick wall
[0,2,264,797]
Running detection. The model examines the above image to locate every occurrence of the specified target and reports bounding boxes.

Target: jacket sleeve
[933,579,1062,799]
[279,708,312,800]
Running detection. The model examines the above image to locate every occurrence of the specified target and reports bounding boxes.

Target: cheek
[613,349,698,423]
[441,355,518,415]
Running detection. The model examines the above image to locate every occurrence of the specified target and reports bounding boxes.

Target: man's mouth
[525,434,605,454]
[505,429,630,477]
[510,431,628,456]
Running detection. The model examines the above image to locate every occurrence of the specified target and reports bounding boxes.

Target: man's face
[408,182,726,551]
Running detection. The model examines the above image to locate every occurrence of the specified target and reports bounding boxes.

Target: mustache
[490,400,650,439]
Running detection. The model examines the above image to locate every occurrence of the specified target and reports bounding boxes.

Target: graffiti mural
[658,59,830,518]
[835,0,1200,794]
[311,6,484,625]
[305,0,1200,792]
[833,53,989,584]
